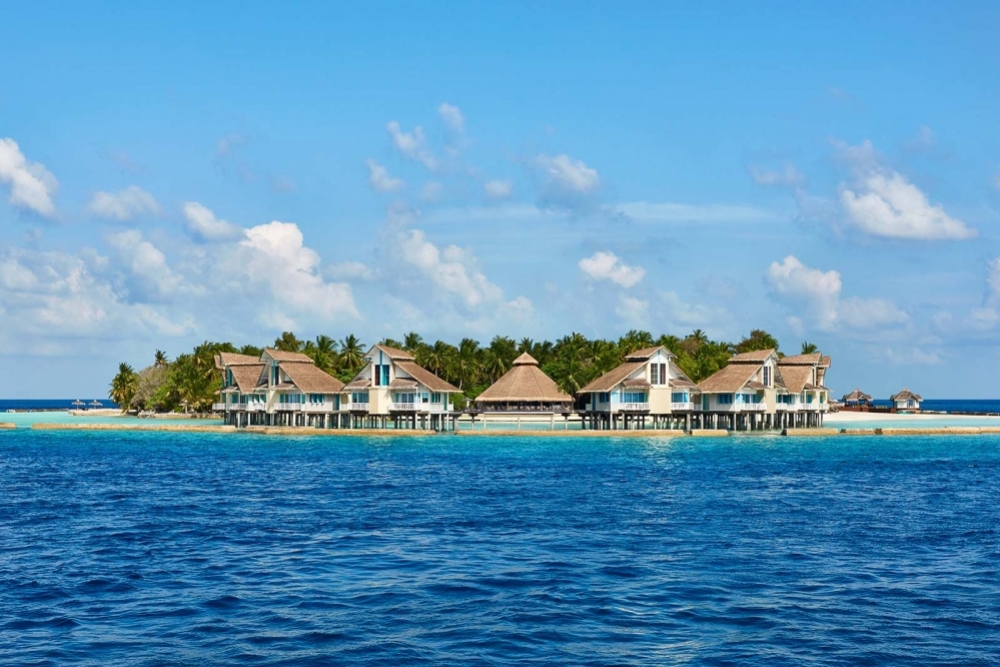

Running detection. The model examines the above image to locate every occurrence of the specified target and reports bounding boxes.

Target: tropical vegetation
[111,328,795,413]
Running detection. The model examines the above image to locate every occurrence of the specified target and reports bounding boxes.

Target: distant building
[890,388,922,411]
[841,388,873,407]
[472,353,573,427]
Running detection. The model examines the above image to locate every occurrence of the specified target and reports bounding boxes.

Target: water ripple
[1,431,999,665]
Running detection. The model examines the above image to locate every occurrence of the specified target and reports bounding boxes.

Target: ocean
[1,430,998,665]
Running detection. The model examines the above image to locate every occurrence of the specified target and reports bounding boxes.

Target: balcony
[303,402,337,413]
[343,403,370,412]
[741,403,766,412]
[275,403,303,412]
[391,402,419,412]
[212,403,227,412]
[671,402,695,411]
[621,402,650,412]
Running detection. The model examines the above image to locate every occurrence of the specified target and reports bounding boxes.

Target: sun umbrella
[71,399,85,408]
[89,400,103,408]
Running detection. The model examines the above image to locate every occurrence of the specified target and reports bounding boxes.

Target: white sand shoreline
[827,411,1000,423]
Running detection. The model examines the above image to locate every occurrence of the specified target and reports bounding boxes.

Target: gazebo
[472,353,573,428]
[841,388,873,406]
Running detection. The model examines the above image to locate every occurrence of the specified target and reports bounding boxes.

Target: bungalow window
[718,394,733,405]
[671,392,689,403]
[623,392,647,403]
[352,392,369,404]
[659,363,666,385]
[599,392,610,403]
[272,366,280,385]
[431,393,442,403]
[763,366,771,387]
[373,364,390,386]
[650,364,659,385]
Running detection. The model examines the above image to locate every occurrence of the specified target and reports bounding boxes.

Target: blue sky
[2,2,1000,398]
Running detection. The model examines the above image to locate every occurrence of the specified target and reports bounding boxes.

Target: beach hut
[71,399,85,410]
[890,388,922,411]
[842,388,872,406]
[89,400,103,409]
[473,353,573,428]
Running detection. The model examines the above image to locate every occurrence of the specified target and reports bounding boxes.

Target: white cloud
[766,255,908,332]
[836,140,975,240]
[616,201,775,224]
[578,251,645,288]
[106,230,185,301]
[397,229,502,308]
[534,153,600,210]
[438,103,465,134]
[182,202,246,242]
[386,121,437,170]
[365,159,404,192]
[883,346,943,366]
[0,138,58,217]
[88,186,162,221]
[616,296,649,326]
[235,221,360,324]
[750,161,806,188]
[421,181,444,201]
[327,261,375,281]
[484,179,513,200]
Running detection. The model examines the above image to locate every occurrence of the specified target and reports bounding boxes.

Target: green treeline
[111,329,814,413]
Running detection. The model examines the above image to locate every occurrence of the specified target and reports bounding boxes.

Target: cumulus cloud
[484,179,513,200]
[766,255,907,332]
[88,186,162,221]
[235,221,360,324]
[578,251,645,288]
[327,261,375,281]
[366,159,404,193]
[0,138,58,217]
[386,121,437,170]
[106,230,185,301]
[438,103,465,134]
[883,346,943,366]
[836,140,975,240]
[749,161,806,188]
[182,202,246,242]
[534,153,600,210]
[397,229,503,308]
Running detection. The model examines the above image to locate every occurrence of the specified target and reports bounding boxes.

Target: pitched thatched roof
[698,363,760,393]
[280,362,345,393]
[395,362,459,393]
[475,354,571,403]
[389,378,419,389]
[669,377,698,389]
[819,356,831,368]
[730,348,776,363]
[579,361,645,393]
[891,388,922,402]
[370,344,415,361]
[263,348,313,363]
[216,352,262,370]
[344,374,372,390]
[777,365,813,393]
[778,352,822,366]
[624,345,672,361]
[622,378,651,389]
[230,364,266,392]
[842,388,872,402]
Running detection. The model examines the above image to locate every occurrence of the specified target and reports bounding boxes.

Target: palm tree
[305,335,337,373]
[800,341,818,355]
[452,338,481,390]
[109,362,138,412]
[403,332,424,351]
[239,344,263,357]
[339,334,365,372]
[424,340,455,378]
[154,350,168,368]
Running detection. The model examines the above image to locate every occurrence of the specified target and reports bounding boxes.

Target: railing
[621,402,650,412]
[275,403,303,411]
[391,402,419,411]
[303,402,337,413]
[740,403,766,412]
[343,403,369,412]
[212,403,227,411]
[671,402,695,411]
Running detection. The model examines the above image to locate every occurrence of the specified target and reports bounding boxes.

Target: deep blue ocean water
[2,430,999,666]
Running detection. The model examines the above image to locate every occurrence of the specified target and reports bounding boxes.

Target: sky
[2,1,1000,398]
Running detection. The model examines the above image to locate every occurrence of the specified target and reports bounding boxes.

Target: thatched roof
[475,354,571,403]
[819,356,831,368]
[669,377,698,389]
[624,345,672,361]
[389,378,418,389]
[842,388,872,402]
[370,344,415,361]
[395,362,459,393]
[579,361,645,393]
[778,352,822,366]
[891,388,922,402]
[730,348,776,363]
[216,352,262,370]
[230,364,266,392]
[344,374,372,390]
[777,365,813,393]
[698,363,760,393]
[263,348,313,363]
[280,362,344,394]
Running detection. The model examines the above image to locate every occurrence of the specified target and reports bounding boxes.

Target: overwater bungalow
[578,346,697,430]
[344,344,460,430]
[776,352,830,427]
[696,349,777,430]
[890,388,922,411]
[471,353,573,428]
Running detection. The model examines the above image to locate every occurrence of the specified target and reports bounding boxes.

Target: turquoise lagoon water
[2,429,998,665]
[0,410,223,428]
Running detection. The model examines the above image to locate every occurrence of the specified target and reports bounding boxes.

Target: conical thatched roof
[842,388,872,402]
[891,388,922,402]
[475,353,572,403]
